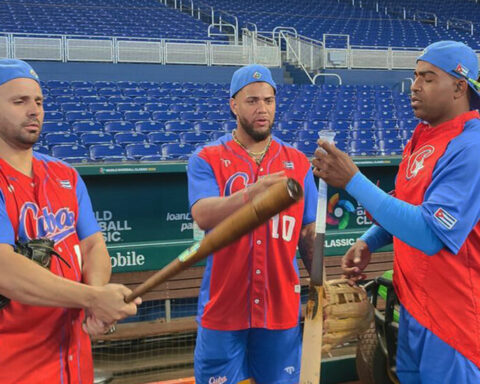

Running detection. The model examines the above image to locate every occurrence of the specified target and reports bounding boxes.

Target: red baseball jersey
[394,111,480,368]
[187,134,317,330]
[0,153,100,384]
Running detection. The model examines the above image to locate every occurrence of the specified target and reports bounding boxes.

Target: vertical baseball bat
[125,178,303,303]
[300,131,335,383]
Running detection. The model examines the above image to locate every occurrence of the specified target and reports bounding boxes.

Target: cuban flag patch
[434,208,457,230]
[59,180,72,189]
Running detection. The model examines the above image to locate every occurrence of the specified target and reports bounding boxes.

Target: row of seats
[0,0,226,40]
[35,133,408,163]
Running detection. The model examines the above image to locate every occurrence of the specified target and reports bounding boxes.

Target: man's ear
[454,79,469,99]
[230,97,237,117]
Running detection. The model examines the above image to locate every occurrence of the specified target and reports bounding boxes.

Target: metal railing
[447,18,474,36]
[0,32,281,67]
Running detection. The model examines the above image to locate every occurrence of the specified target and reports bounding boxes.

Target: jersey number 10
[271,214,296,242]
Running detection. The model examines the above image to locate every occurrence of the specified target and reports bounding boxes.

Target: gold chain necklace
[232,130,272,164]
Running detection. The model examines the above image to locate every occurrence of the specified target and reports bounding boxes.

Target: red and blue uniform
[394,111,480,382]
[0,152,100,384]
[188,134,317,383]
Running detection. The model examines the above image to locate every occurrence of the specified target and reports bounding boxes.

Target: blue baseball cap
[230,64,276,98]
[0,59,40,87]
[417,41,480,110]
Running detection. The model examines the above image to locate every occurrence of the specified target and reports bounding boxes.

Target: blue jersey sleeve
[421,121,480,254]
[303,168,318,225]
[187,151,220,208]
[75,172,101,240]
[0,190,15,246]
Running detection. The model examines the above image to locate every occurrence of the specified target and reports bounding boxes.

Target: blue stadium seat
[81,133,114,146]
[61,102,86,112]
[375,129,400,141]
[206,111,231,121]
[44,133,79,146]
[145,103,170,112]
[104,121,135,134]
[65,111,94,122]
[117,103,143,112]
[125,143,161,159]
[75,88,97,97]
[297,130,318,141]
[375,119,398,130]
[140,155,170,162]
[61,156,92,165]
[348,140,376,156]
[51,144,89,159]
[180,111,207,121]
[377,139,404,155]
[161,143,195,158]
[294,141,317,157]
[352,120,374,130]
[169,104,195,113]
[70,81,94,89]
[274,130,295,143]
[95,111,123,122]
[42,121,71,134]
[152,111,181,121]
[115,132,148,145]
[123,88,145,98]
[124,111,151,122]
[72,121,104,134]
[349,130,374,141]
[277,121,305,131]
[180,131,210,145]
[44,111,64,122]
[89,102,116,112]
[90,144,126,161]
[194,121,220,133]
[210,131,225,141]
[135,121,164,133]
[165,121,194,132]
[148,131,180,144]
[98,88,120,97]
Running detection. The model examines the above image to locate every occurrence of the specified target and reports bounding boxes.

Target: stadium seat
[72,121,104,134]
[81,132,114,146]
[125,143,161,159]
[148,131,180,144]
[90,144,125,161]
[180,131,210,145]
[44,133,79,146]
[161,143,195,158]
[51,145,89,159]
[114,132,148,145]
[104,121,135,134]
[135,121,164,133]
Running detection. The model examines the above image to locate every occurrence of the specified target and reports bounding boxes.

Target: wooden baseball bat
[125,178,303,303]
[300,131,334,383]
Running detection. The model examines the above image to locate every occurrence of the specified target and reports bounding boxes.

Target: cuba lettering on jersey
[394,111,480,368]
[0,153,100,384]
[188,134,317,331]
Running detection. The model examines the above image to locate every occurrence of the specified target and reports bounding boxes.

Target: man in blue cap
[312,41,480,382]
[0,59,140,384]
[187,64,318,383]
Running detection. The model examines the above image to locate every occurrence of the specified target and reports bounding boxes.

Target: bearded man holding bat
[187,65,318,384]
[313,41,480,383]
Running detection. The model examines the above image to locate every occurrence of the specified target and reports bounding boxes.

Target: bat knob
[286,178,303,201]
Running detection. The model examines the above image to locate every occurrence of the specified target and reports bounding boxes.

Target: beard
[238,115,273,142]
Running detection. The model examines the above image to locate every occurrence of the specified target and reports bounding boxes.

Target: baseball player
[0,59,140,384]
[187,64,318,383]
[312,41,480,383]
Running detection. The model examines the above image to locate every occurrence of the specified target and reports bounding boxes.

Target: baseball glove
[0,239,70,309]
[322,279,374,353]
